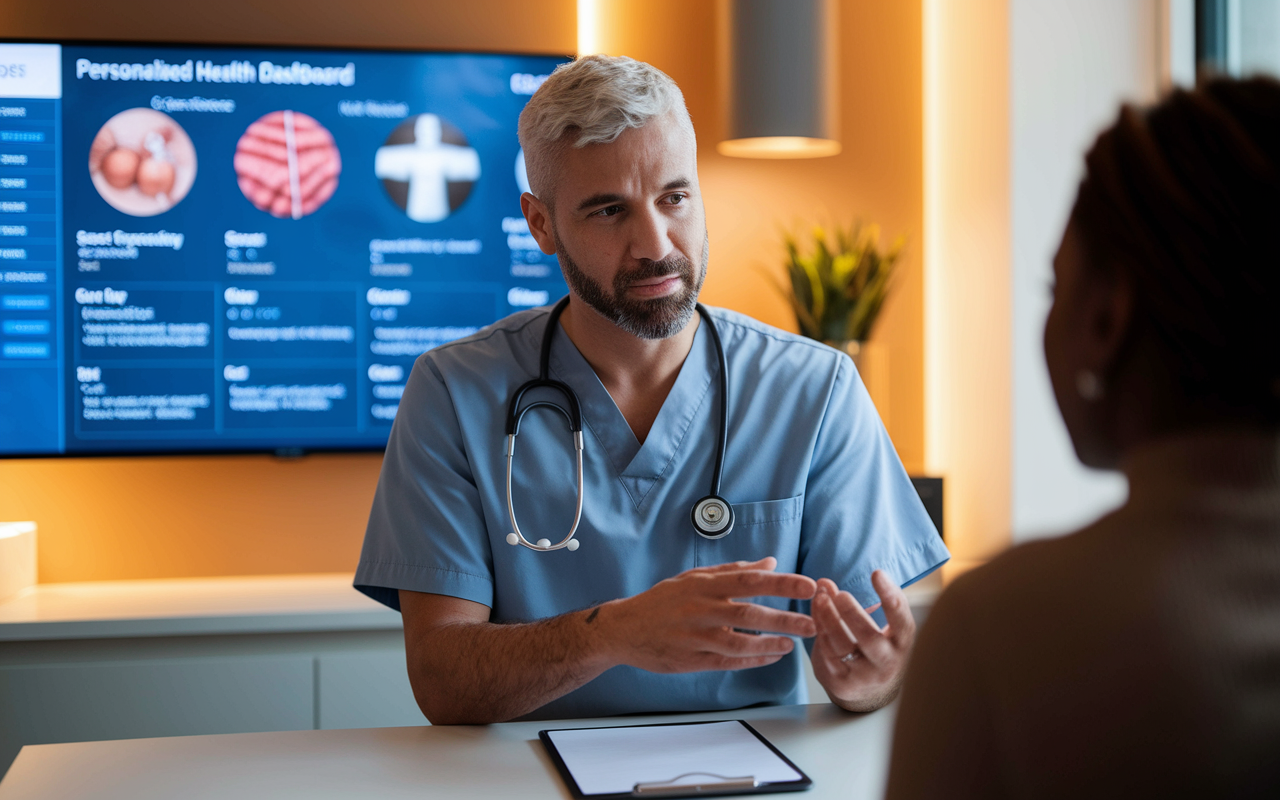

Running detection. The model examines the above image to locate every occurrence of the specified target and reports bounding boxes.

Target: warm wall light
[0,521,36,541]
[718,0,840,159]
[577,0,601,56]
[923,0,1013,578]
[717,136,841,159]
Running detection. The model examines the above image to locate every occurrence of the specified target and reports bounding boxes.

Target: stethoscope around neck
[503,295,734,552]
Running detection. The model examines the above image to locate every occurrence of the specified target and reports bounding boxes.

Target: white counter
[0,575,418,776]
[0,573,400,641]
[0,571,940,642]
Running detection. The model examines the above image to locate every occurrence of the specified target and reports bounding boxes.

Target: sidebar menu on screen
[0,44,63,454]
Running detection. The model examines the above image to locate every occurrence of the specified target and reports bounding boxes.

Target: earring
[1076,369,1104,401]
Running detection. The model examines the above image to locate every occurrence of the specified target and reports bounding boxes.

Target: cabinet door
[316,650,425,730]
[0,655,314,774]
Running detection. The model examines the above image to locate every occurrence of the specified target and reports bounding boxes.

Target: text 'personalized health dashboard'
[0,43,568,455]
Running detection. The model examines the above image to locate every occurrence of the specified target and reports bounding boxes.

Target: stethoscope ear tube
[505,429,584,552]
[504,297,585,553]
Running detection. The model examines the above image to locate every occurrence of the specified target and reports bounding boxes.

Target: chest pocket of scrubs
[696,495,804,580]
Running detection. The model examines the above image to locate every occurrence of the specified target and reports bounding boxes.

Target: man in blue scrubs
[355,54,949,724]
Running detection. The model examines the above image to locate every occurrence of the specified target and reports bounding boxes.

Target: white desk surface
[0,702,894,800]
[0,573,400,642]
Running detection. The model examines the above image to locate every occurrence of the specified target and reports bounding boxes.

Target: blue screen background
[0,43,569,456]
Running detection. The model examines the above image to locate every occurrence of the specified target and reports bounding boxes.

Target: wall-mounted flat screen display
[0,42,569,456]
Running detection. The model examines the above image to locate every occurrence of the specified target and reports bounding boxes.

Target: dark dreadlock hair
[1071,76,1280,421]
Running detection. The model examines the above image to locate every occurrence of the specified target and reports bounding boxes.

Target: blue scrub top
[355,304,949,719]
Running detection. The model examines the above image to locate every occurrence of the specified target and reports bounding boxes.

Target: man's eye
[595,205,623,217]
[665,194,685,205]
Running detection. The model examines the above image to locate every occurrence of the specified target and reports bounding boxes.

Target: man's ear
[1084,268,1135,373]
[520,193,558,256]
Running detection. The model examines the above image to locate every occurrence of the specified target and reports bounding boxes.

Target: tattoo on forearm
[585,607,600,624]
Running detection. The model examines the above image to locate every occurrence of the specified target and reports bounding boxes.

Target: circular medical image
[234,111,341,219]
[374,114,480,223]
[88,108,197,216]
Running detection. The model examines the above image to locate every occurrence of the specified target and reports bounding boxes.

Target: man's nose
[628,206,675,263]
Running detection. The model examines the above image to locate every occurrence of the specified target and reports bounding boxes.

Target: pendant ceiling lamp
[718,0,840,159]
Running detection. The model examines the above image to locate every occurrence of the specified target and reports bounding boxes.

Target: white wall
[1238,0,1280,76]
[1009,0,1163,541]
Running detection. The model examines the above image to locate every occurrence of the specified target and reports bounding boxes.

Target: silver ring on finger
[840,650,859,664]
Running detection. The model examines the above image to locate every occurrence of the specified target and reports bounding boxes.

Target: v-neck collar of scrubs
[540,314,716,508]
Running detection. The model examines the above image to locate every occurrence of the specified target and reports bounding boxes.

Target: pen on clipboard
[633,772,758,796]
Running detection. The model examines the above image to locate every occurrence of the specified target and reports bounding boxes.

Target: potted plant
[773,220,903,361]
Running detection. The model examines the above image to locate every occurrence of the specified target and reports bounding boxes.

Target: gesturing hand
[810,570,916,712]
[598,557,817,674]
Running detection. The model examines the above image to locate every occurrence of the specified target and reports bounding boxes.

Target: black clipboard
[539,719,813,799]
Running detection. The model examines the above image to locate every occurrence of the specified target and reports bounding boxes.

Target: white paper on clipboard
[543,720,804,796]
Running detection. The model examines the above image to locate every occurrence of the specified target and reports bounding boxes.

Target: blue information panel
[0,42,568,456]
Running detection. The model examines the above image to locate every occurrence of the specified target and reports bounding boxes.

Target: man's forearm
[400,561,818,724]
[407,605,613,724]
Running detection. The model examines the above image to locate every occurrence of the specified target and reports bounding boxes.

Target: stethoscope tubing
[701,302,729,499]
[504,295,730,551]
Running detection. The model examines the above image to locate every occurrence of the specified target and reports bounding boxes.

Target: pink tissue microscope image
[234,110,341,219]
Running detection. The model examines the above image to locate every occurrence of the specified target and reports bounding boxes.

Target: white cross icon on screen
[374,114,481,223]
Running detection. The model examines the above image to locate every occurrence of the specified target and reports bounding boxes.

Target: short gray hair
[518,54,694,204]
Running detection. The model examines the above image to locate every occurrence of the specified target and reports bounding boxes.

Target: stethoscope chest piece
[692,495,734,539]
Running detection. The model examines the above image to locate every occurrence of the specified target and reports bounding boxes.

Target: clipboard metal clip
[633,772,759,796]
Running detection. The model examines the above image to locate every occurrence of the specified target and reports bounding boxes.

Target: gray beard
[554,231,708,340]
